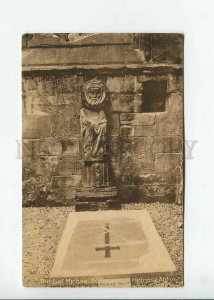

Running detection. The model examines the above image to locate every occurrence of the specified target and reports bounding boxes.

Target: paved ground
[23,203,183,287]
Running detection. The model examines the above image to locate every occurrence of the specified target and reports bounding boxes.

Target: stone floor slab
[51,210,176,278]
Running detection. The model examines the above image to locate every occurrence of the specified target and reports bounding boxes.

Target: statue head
[84,78,106,106]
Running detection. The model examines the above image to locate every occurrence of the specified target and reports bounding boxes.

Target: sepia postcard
[22,33,184,287]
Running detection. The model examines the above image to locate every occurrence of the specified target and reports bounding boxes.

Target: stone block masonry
[22,69,183,206]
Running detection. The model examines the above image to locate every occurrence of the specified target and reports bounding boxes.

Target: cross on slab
[95,223,120,258]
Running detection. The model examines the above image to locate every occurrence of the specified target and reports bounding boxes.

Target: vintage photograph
[22,33,184,287]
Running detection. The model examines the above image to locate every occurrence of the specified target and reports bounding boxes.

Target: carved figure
[80,78,107,159]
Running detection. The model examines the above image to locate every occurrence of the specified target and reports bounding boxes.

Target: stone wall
[22,69,183,206]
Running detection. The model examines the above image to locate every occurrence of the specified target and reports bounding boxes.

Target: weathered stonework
[131,125,155,137]
[155,153,182,174]
[165,91,183,112]
[32,140,62,156]
[109,113,120,136]
[57,157,82,176]
[106,76,135,93]
[22,69,183,206]
[110,93,134,112]
[23,114,52,139]
[155,112,183,136]
[120,113,156,126]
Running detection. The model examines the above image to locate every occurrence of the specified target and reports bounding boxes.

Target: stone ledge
[22,62,183,73]
[137,74,169,82]
[75,199,121,211]
[76,186,118,199]
[120,113,155,126]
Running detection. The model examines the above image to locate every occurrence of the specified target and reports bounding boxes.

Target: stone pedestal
[75,158,120,211]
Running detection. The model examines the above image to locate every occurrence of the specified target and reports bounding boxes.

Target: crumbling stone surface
[155,153,182,174]
[23,114,52,139]
[106,76,134,93]
[110,93,134,112]
[120,113,156,126]
[155,112,183,136]
[22,70,183,206]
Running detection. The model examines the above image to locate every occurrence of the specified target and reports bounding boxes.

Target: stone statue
[80,78,107,159]
[75,78,119,211]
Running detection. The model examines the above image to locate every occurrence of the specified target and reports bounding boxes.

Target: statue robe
[80,108,107,159]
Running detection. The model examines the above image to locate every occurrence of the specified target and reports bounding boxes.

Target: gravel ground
[23,203,183,287]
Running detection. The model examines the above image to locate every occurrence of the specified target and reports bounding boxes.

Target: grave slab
[51,210,176,278]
